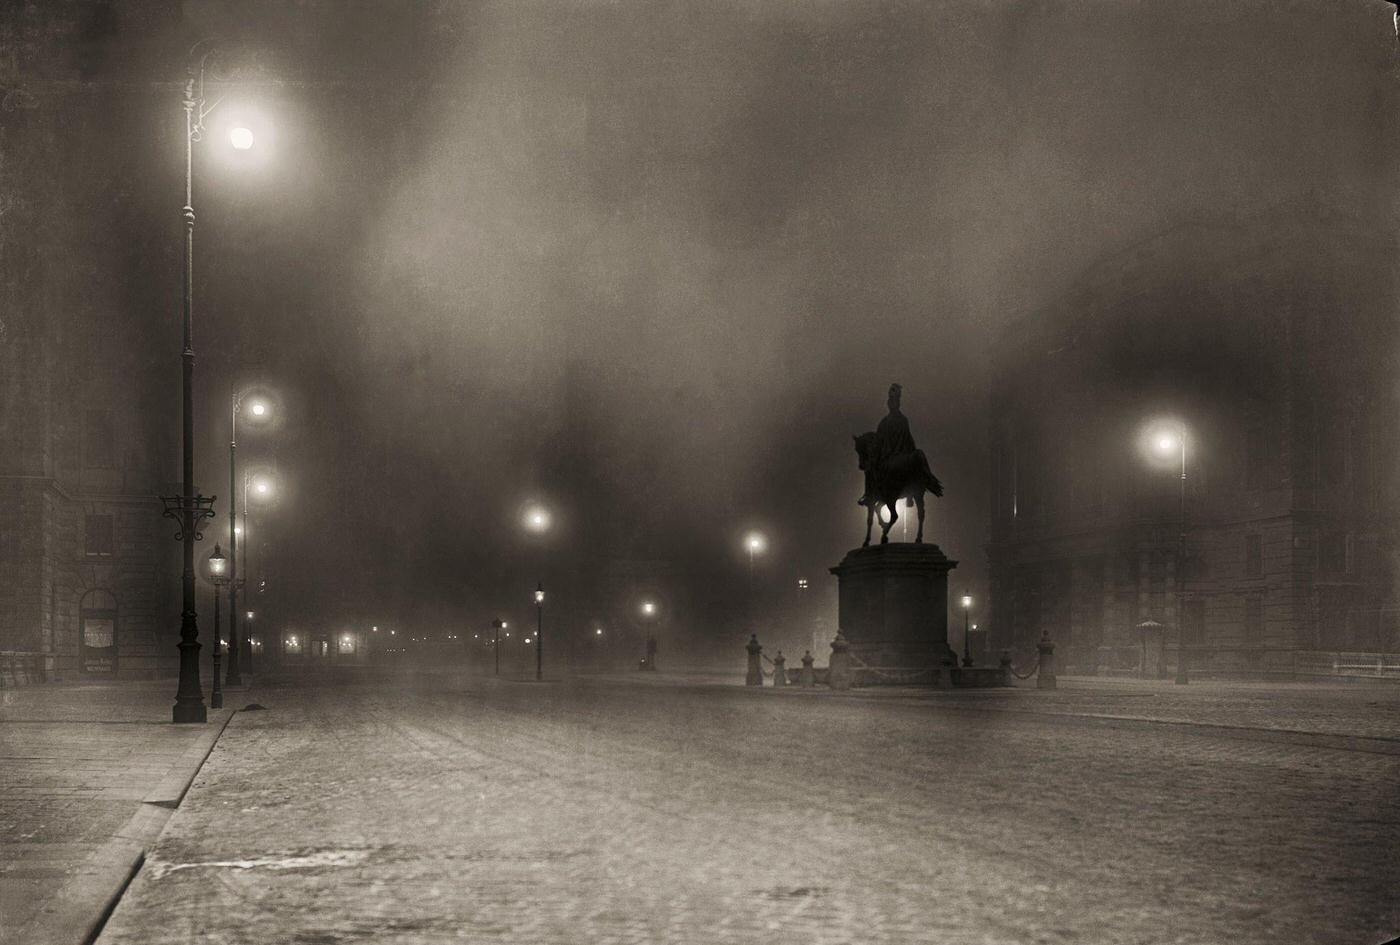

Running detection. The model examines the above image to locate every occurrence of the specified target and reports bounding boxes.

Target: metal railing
[1293,650,1400,679]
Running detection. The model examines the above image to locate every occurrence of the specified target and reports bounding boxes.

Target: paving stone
[91,673,1400,945]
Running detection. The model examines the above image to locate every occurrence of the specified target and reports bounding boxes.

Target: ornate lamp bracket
[160,494,217,541]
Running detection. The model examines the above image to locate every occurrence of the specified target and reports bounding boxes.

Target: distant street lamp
[744,531,767,631]
[1147,421,1190,685]
[960,594,974,667]
[491,619,506,676]
[523,503,552,534]
[534,584,545,681]
[205,545,229,710]
[227,389,274,690]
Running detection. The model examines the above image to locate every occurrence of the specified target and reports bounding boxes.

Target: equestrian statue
[854,383,943,546]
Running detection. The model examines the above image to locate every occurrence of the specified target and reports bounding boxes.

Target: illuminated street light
[204,545,229,709]
[960,593,974,667]
[523,503,552,534]
[1142,418,1190,685]
[230,126,254,150]
[640,600,657,617]
[534,583,545,681]
[491,619,506,675]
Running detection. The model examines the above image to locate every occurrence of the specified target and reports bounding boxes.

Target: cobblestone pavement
[0,679,239,944]
[95,672,1400,945]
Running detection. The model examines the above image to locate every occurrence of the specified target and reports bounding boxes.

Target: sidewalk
[0,679,250,945]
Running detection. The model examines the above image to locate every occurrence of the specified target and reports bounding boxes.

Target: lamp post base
[173,634,206,723]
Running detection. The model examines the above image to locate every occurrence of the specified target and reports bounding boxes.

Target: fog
[158,0,1397,658]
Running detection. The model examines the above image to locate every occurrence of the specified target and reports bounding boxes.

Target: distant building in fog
[987,209,1399,676]
[0,8,178,679]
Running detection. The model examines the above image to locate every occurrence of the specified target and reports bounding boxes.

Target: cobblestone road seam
[14,709,235,945]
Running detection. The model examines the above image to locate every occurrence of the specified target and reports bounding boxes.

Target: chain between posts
[846,651,939,683]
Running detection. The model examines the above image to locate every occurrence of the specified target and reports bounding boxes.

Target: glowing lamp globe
[230,127,254,150]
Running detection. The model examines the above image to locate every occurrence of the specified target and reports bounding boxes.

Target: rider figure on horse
[861,383,917,506]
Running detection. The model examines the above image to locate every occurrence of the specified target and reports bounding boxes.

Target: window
[1318,532,1348,575]
[84,514,114,556]
[1244,534,1262,577]
[1243,594,1264,642]
[1182,599,1205,644]
[83,410,114,469]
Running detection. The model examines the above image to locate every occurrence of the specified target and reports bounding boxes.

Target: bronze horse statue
[854,432,943,546]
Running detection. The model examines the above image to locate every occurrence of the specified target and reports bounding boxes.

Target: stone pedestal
[828,544,958,686]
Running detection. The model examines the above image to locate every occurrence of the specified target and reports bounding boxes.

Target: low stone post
[800,651,815,688]
[772,651,787,686]
[828,632,853,690]
[998,649,1013,687]
[745,634,763,686]
[1037,631,1057,690]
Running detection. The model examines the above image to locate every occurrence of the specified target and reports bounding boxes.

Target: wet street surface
[93,673,1400,945]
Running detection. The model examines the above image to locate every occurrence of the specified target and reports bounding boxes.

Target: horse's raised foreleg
[863,503,873,547]
[915,493,925,544]
[881,500,896,544]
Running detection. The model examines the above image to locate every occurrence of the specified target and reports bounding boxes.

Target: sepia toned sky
[119,0,1398,643]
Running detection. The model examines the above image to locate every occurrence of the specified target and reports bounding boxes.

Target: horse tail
[918,450,944,498]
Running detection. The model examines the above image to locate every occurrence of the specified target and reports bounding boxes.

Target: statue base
[829,543,958,687]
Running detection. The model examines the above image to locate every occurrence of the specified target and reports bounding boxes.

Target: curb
[15,709,236,945]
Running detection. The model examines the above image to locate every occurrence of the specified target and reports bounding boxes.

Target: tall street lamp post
[492,619,505,676]
[206,545,229,709]
[228,393,272,687]
[162,42,232,724]
[744,531,766,632]
[1151,423,1190,685]
[960,593,974,667]
[534,585,545,682]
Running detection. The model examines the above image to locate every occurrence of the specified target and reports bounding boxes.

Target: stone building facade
[986,211,1400,676]
[0,4,181,679]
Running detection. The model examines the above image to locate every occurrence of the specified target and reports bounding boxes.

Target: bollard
[745,634,764,686]
[772,651,787,686]
[800,650,815,688]
[828,632,853,690]
[999,649,1013,687]
[1037,631,1057,690]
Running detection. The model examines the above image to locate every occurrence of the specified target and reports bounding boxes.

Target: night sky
[96,0,1398,651]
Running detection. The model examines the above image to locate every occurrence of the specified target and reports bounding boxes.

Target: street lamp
[161,41,246,724]
[743,530,767,631]
[534,584,545,682]
[204,545,229,709]
[523,503,551,534]
[960,593,974,667]
[228,389,275,690]
[491,619,506,676]
[1146,420,1190,685]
